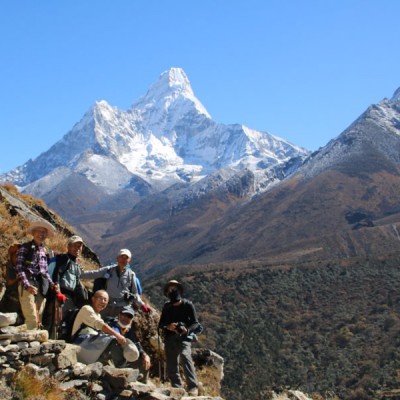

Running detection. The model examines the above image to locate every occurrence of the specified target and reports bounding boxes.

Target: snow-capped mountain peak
[131,67,211,124]
[0,67,309,216]
[392,87,400,102]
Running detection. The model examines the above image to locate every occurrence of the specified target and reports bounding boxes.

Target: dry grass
[0,184,97,283]
[14,370,65,399]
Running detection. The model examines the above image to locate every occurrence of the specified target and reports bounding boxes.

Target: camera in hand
[176,322,186,334]
[122,290,136,301]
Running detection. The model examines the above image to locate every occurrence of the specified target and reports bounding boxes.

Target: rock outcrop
[0,312,224,400]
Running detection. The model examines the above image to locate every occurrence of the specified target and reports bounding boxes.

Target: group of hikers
[1,219,203,396]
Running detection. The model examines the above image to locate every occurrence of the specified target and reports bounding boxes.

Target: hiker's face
[119,313,133,326]
[68,241,83,258]
[117,254,130,268]
[32,228,48,244]
[92,292,109,312]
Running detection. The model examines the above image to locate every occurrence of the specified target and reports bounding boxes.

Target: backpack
[4,242,40,287]
[93,276,109,292]
[57,307,81,342]
[4,243,21,286]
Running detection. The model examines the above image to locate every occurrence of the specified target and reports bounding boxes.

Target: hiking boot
[187,387,198,396]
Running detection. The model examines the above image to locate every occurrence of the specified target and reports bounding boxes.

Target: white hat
[118,249,132,258]
[68,235,83,244]
[122,338,139,362]
[27,220,55,238]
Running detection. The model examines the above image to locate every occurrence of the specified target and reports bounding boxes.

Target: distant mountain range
[91,82,400,272]
[1,68,400,275]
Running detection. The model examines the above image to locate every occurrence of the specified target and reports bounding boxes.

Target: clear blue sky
[1,1,399,173]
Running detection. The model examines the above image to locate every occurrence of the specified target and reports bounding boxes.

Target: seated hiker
[16,220,59,330]
[81,249,151,318]
[158,280,203,396]
[71,290,139,367]
[42,235,88,338]
[106,305,151,382]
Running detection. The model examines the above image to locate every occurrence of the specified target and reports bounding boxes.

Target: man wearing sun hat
[81,248,151,317]
[16,219,58,330]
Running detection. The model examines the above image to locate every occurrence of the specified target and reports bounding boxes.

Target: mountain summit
[0,68,308,219]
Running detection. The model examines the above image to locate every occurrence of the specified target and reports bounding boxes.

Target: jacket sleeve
[16,245,30,288]
[186,301,203,335]
[80,266,109,279]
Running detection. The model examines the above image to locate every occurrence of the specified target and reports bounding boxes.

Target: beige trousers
[18,285,46,330]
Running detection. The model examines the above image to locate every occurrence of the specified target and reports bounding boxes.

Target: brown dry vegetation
[0,184,99,279]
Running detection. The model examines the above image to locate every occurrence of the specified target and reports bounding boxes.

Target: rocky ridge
[0,312,224,400]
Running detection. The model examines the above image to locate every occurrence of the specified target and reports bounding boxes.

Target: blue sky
[1,1,399,173]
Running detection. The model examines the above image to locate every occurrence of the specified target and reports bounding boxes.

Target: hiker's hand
[53,283,60,293]
[141,304,152,313]
[115,333,126,345]
[56,293,67,304]
[142,353,151,370]
[165,323,178,332]
[27,286,37,295]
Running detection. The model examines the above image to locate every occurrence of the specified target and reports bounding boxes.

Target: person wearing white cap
[81,248,151,317]
[42,235,89,338]
[15,219,58,330]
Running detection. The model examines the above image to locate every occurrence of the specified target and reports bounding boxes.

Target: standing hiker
[42,235,88,338]
[15,220,58,330]
[158,280,203,396]
[81,249,151,317]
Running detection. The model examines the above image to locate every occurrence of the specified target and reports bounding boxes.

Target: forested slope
[147,256,400,400]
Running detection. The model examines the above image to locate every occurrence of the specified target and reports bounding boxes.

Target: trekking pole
[34,294,41,330]
[157,328,163,383]
[55,293,66,339]
[54,300,62,339]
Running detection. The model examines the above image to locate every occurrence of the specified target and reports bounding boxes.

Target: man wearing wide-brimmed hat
[16,219,58,330]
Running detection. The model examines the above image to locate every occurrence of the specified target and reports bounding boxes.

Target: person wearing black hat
[106,305,151,382]
[158,280,203,396]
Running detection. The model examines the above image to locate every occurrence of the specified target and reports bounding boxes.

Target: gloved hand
[141,304,152,313]
[56,292,67,304]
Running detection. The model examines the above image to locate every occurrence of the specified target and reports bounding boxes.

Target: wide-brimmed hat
[163,280,184,296]
[122,338,139,362]
[27,220,55,238]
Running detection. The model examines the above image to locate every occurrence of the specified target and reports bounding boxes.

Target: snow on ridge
[131,68,211,121]
[0,67,310,202]
[391,87,400,102]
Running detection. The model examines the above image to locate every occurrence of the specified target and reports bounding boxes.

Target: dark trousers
[165,334,198,390]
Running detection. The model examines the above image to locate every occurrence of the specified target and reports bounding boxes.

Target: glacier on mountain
[0,67,309,211]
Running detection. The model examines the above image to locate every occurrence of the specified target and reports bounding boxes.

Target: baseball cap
[68,235,83,245]
[118,249,132,258]
[120,305,135,317]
